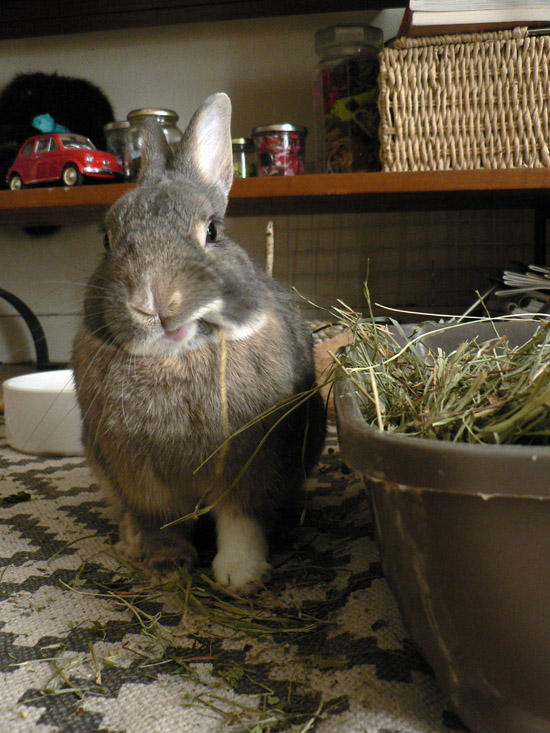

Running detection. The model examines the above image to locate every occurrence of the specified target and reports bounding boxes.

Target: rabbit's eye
[206,221,217,244]
[103,233,111,251]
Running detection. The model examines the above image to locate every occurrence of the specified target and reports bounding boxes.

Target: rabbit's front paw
[213,549,271,592]
[146,541,199,586]
[117,513,198,585]
[213,513,270,592]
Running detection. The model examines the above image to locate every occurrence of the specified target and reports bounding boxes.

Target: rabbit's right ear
[137,118,173,184]
[174,93,234,202]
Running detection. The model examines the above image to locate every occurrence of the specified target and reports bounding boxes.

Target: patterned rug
[0,417,468,733]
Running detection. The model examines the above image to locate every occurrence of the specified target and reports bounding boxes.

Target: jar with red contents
[252,124,307,176]
[314,24,383,173]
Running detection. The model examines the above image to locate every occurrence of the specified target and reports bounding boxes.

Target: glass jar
[232,137,256,178]
[251,124,307,176]
[314,24,383,173]
[126,108,183,180]
[104,121,131,180]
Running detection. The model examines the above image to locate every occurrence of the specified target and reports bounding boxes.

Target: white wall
[0,10,402,142]
[0,9,533,364]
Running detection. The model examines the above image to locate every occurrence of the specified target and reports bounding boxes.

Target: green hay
[332,294,550,445]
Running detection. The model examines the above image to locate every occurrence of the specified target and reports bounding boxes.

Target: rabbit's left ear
[137,118,173,184]
[174,93,234,200]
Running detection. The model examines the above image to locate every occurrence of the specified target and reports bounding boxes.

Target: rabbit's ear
[175,93,233,200]
[137,118,172,183]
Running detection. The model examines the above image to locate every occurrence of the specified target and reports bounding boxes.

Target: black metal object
[0,287,51,370]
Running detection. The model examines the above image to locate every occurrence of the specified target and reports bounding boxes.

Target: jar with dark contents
[232,137,256,178]
[252,124,307,176]
[314,24,383,173]
[126,108,183,180]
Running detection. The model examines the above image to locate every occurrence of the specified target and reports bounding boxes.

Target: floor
[0,419,462,732]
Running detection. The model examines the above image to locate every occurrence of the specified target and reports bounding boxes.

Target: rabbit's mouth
[162,323,190,342]
[151,318,211,354]
[162,318,211,342]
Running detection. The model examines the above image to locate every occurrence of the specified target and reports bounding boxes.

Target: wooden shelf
[1,170,550,227]
[4,0,401,41]
[229,169,550,215]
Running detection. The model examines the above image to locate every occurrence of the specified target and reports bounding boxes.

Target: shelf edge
[1,170,550,227]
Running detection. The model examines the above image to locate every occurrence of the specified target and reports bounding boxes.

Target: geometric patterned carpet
[0,418,468,732]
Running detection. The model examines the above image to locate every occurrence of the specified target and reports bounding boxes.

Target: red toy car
[7,132,124,189]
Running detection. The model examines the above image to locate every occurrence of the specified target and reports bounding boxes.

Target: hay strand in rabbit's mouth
[191,325,230,519]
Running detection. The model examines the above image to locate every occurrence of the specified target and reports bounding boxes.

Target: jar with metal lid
[252,124,307,176]
[126,108,183,180]
[232,138,256,178]
[104,121,131,180]
[314,24,383,173]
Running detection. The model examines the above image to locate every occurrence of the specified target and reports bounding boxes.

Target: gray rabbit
[72,93,326,591]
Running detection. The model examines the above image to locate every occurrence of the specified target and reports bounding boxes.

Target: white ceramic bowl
[2,369,84,456]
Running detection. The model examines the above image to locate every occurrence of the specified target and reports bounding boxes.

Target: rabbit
[72,93,326,592]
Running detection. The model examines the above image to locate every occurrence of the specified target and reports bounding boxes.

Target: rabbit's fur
[72,93,326,591]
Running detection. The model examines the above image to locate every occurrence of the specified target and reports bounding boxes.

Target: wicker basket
[378,27,550,172]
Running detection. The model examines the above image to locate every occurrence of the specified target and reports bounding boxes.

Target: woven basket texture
[379,27,550,171]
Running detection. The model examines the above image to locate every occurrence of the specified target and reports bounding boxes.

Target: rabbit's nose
[132,285,183,315]
[160,291,184,315]
[128,300,158,324]
[159,313,176,331]
[158,292,184,326]
[129,287,155,316]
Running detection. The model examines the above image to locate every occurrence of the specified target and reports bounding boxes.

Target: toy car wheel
[9,174,24,190]
[62,164,83,187]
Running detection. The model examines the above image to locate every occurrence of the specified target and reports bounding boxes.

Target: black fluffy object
[0,71,115,189]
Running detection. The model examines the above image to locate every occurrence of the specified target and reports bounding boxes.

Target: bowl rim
[2,369,75,394]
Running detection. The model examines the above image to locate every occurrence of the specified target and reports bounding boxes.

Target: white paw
[212,513,270,592]
[212,550,271,592]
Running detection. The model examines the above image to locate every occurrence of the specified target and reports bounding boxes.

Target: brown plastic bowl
[335,320,550,733]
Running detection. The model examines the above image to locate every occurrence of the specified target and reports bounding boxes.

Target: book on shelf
[398,1,550,38]
[409,1,550,11]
